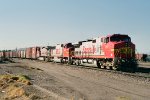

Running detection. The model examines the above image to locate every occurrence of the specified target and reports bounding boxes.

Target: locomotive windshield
[110,35,131,42]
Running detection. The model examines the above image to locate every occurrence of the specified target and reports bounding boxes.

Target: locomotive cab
[62,43,74,64]
[109,34,135,59]
[103,34,137,71]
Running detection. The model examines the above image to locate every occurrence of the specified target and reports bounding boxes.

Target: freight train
[0,34,137,71]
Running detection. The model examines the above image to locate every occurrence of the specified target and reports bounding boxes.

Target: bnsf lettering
[83,45,96,53]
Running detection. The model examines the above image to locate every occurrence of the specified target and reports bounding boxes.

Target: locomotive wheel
[75,60,80,66]
[106,62,110,69]
[112,58,119,70]
[110,66,112,69]
[96,61,101,68]
[68,60,73,65]
[106,66,109,69]
[106,66,112,70]
[45,57,48,62]
[101,66,106,69]
[112,66,117,70]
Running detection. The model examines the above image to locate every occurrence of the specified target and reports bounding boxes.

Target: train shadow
[73,64,150,74]
[0,61,7,64]
[137,67,150,73]
[0,61,14,64]
[0,58,16,64]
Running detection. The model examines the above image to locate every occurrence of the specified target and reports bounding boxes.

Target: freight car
[31,47,40,59]
[26,47,32,59]
[20,49,26,59]
[0,51,4,61]
[12,50,17,58]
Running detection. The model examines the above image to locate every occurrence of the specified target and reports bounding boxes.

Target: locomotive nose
[114,41,135,59]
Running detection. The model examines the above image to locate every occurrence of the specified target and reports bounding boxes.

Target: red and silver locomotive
[63,34,137,71]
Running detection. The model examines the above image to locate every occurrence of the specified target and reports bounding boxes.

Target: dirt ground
[0,59,150,100]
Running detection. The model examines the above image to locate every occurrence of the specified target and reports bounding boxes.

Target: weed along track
[0,74,32,100]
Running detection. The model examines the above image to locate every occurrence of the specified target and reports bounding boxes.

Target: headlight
[111,49,114,51]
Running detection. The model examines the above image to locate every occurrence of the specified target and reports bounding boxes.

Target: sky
[0,0,149,53]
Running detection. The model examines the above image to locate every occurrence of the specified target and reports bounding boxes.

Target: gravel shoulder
[0,59,150,100]
[0,61,76,100]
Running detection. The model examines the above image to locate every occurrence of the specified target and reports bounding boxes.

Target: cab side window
[101,38,103,42]
[106,37,109,43]
[92,39,96,43]
[104,37,109,43]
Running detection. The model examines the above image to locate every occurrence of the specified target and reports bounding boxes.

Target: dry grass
[116,96,131,100]
[0,74,32,100]
[4,85,25,99]
[0,74,32,85]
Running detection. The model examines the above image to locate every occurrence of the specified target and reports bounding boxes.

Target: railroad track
[14,58,150,79]
[62,63,150,79]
